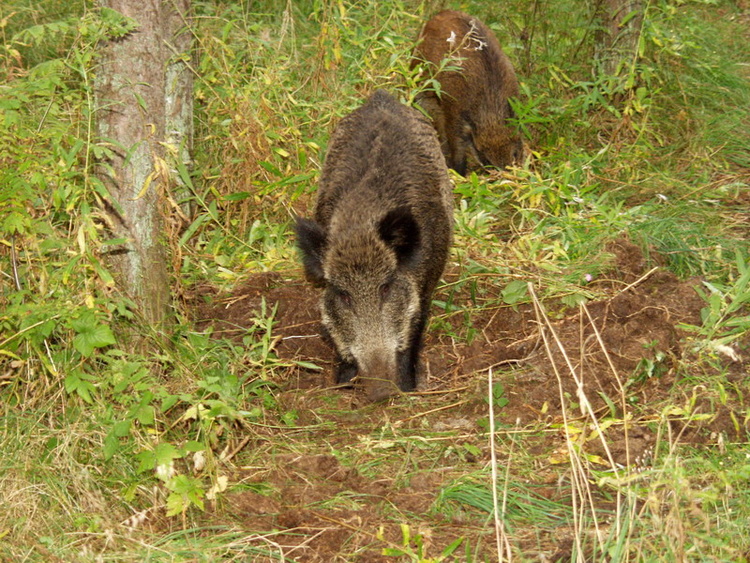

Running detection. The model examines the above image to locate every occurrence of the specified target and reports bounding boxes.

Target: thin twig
[528,283,584,561]
[400,399,470,422]
[616,266,659,296]
[489,366,514,562]
[221,435,252,463]
[10,234,22,291]
[580,304,630,449]
[414,385,470,396]
[489,367,503,560]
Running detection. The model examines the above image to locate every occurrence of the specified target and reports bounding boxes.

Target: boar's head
[464,109,523,173]
[296,205,424,402]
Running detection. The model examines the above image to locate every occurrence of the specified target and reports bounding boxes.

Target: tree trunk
[596,0,644,77]
[95,0,192,329]
[165,0,194,218]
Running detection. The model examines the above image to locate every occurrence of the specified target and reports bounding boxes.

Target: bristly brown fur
[295,90,453,402]
[412,10,523,175]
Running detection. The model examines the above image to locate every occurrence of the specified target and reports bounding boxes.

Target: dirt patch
[214,453,450,562]
[190,240,719,433]
[186,237,748,560]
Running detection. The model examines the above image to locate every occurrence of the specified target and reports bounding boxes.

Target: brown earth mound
[184,237,747,561]
[191,239,711,424]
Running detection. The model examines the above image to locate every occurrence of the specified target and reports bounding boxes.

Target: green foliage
[380,523,465,562]
[488,382,510,409]
[438,476,569,527]
[136,441,206,516]
[70,309,116,357]
[630,341,670,386]
[501,280,527,308]
[1,0,749,559]
[680,250,750,352]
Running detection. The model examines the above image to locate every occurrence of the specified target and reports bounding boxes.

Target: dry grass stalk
[488,366,514,561]
[528,282,631,560]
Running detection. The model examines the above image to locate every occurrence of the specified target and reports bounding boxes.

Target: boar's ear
[378,206,421,267]
[294,217,327,285]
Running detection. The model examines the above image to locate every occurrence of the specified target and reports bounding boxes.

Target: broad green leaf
[71,311,116,357]
[502,280,528,305]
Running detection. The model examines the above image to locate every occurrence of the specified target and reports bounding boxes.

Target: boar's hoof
[336,362,358,386]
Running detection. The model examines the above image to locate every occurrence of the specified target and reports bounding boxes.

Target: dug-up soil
[186,238,748,561]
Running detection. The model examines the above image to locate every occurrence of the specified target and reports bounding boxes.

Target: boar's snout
[365,380,400,402]
[359,356,401,402]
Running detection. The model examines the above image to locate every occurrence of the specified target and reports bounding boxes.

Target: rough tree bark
[165,0,194,217]
[95,0,192,329]
[595,0,644,77]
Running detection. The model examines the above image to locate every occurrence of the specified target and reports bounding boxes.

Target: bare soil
[185,238,748,561]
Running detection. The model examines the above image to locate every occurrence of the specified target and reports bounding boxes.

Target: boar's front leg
[335,358,358,386]
[396,306,430,392]
[321,323,358,386]
[396,350,418,392]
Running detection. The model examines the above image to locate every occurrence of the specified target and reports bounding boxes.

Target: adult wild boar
[295,90,453,402]
[412,10,522,175]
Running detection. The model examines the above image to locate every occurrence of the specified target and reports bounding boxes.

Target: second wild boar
[295,90,453,402]
[412,10,522,175]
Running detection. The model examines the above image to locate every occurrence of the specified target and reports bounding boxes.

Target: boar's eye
[335,288,353,308]
[379,282,392,300]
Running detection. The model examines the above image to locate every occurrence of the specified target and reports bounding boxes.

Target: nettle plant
[1,8,138,409]
[680,251,750,360]
[1,11,136,325]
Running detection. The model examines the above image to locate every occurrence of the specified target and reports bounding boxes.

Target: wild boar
[295,90,453,402]
[412,10,523,175]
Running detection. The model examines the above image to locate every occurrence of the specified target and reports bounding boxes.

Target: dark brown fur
[412,10,522,175]
[295,90,453,402]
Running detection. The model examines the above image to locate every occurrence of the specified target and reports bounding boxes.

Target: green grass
[1,0,749,560]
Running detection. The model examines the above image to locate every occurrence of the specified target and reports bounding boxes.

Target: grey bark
[596,0,644,77]
[165,0,194,217]
[95,0,192,328]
